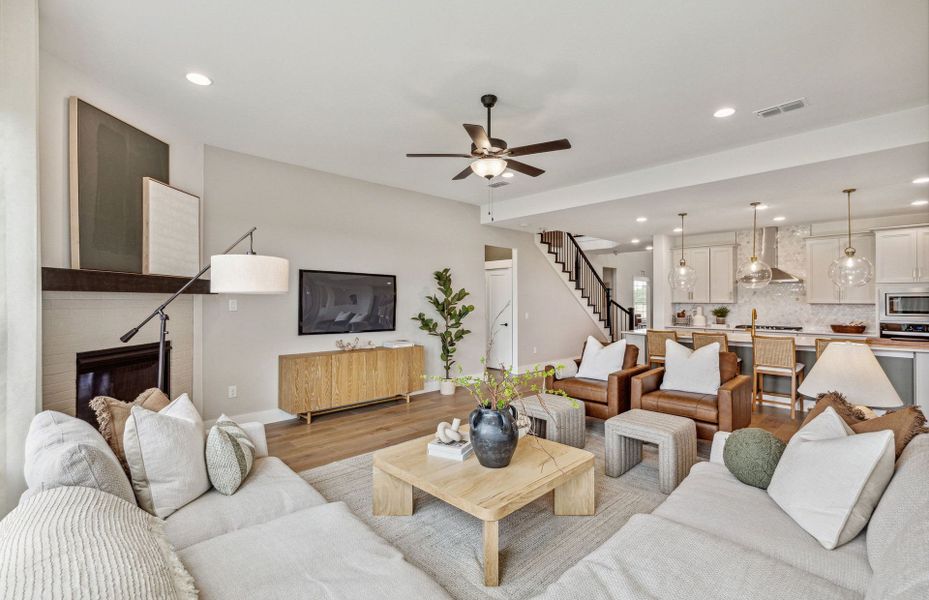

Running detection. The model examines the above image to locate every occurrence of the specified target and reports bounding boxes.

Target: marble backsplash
[672,224,877,333]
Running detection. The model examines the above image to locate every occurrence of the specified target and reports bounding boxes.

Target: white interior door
[486,267,513,370]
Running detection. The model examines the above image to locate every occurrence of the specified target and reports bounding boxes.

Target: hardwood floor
[266,388,801,472]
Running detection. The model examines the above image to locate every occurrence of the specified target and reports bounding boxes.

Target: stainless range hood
[755,227,802,284]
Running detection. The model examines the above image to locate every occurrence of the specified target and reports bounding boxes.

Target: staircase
[538,231,634,342]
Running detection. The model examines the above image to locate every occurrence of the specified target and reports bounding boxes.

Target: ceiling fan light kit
[407,93,571,181]
[737,201,773,289]
[829,188,873,289]
[668,213,697,291]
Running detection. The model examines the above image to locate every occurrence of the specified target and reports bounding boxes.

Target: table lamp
[798,342,903,409]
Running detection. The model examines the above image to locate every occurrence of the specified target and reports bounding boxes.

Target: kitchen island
[622,327,929,414]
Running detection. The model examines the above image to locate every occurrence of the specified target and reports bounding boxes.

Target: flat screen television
[298,270,397,335]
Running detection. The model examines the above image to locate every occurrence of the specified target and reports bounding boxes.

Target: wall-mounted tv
[298,270,397,335]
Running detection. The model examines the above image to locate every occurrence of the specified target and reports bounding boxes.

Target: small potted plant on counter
[711,306,730,325]
[413,268,474,395]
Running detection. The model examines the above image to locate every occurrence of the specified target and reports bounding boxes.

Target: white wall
[201,146,603,420]
[591,250,653,310]
[1,0,41,515]
[38,52,204,409]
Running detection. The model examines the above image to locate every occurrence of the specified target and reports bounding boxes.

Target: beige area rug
[300,421,711,600]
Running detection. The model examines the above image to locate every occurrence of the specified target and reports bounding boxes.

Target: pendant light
[668,213,697,291]
[737,202,773,289]
[829,188,873,288]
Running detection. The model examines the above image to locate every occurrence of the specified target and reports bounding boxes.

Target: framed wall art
[142,177,200,277]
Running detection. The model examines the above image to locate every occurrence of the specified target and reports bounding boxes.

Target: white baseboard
[204,408,295,428]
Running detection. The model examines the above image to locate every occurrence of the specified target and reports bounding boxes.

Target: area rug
[300,421,711,600]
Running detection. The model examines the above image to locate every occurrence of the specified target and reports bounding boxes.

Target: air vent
[754,97,807,118]
[488,181,509,188]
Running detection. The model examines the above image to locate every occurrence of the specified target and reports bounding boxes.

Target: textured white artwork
[142,178,200,277]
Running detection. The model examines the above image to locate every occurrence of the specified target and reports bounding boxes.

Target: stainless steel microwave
[879,286,929,322]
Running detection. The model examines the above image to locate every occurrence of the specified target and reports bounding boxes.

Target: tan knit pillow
[90,388,170,470]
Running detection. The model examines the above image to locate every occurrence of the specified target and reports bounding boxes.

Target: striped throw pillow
[205,415,256,495]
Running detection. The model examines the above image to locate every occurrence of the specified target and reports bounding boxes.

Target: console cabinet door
[709,246,735,303]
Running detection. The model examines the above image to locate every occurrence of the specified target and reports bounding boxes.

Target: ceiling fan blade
[506,159,545,177]
[507,138,572,157]
[406,153,473,158]
[452,165,473,180]
[463,124,491,152]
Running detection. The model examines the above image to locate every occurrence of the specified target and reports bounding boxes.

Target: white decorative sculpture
[435,418,463,444]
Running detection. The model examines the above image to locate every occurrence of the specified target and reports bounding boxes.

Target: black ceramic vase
[469,405,519,468]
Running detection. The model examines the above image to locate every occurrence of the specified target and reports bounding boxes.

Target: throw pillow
[90,387,171,470]
[575,336,627,381]
[551,359,579,380]
[803,391,928,459]
[722,428,786,489]
[767,407,895,549]
[123,393,210,518]
[23,411,136,505]
[206,415,256,495]
[659,340,720,395]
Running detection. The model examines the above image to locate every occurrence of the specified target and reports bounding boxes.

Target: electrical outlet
[227,385,237,398]
[525,312,529,320]
[228,299,238,312]
[533,346,537,354]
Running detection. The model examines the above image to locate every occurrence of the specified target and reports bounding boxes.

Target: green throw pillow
[723,428,786,490]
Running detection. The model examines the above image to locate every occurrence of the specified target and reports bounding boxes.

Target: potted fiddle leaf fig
[413,268,474,395]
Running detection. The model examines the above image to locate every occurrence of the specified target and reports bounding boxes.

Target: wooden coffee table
[372,427,595,586]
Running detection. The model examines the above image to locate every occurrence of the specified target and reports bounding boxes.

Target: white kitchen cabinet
[669,246,726,304]
[806,235,875,304]
[709,245,736,303]
[875,228,929,283]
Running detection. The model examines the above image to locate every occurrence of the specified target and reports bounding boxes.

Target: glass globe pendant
[829,188,873,288]
[737,202,773,289]
[470,157,507,179]
[668,213,697,291]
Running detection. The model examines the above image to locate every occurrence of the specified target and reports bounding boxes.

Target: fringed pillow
[90,388,170,471]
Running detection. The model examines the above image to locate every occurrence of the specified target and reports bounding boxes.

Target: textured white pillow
[123,393,210,518]
[767,406,895,550]
[551,359,579,380]
[659,340,720,395]
[575,337,626,381]
[206,415,256,495]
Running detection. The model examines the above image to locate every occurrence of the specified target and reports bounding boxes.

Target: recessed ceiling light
[912,199,929,206]
[635,216,647,223]
[773,216,786,221]
[713,107,736,118]
[912,176,929,184]
[645,245,654,251]
[756,204,769,210]
[502,171,515,179]
[673,227,683,233]
[630,238,640,244]
[519,222,529,227]
[185,72,212,86]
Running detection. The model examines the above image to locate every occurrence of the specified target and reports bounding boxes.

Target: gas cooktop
[734,325,803,332]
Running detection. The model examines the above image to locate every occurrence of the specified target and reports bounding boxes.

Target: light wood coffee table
[372,427,595,586]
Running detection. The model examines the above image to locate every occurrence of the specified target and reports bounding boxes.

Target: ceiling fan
[406,94,571,181]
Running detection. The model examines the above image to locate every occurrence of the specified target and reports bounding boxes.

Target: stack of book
[427,438,472,461]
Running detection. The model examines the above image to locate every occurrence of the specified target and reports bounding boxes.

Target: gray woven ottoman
[515,393,586,448]
[604,409,696,493]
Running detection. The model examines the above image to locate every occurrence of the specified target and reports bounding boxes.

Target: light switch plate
[228,299,238,312]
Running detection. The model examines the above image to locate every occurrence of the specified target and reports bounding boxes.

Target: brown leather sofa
[545,344,651,419]
[630,351,753,440]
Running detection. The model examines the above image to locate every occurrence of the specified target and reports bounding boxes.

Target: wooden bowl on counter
[830,324,867,334]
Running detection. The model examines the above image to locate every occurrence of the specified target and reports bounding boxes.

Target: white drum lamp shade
[798,342,903,408]
[210,254,289,294]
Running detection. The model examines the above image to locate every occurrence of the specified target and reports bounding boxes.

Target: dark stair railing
[539,231,635,341]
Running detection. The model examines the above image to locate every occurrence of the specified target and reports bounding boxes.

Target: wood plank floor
[266,388,801,472]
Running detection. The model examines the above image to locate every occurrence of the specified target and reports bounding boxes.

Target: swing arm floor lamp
[119,226,289,392]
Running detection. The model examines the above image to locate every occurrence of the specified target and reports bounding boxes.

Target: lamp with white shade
[797,342,903,409]
[121,227,288,391]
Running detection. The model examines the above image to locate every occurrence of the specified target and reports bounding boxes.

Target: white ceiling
[39,0,929,208]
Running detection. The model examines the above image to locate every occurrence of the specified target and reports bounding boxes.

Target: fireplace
[75,342,170,427]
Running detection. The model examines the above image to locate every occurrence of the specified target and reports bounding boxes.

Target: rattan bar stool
[814,337,867,359]
[646,330,679,367]
[752,335,805,419]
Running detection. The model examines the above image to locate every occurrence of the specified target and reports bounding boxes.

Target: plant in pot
[446,364,573,468]
[413,268,474,395]
[711,306,730,325]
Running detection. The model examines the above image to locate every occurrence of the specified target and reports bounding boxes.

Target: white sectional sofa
[533,432,929,600]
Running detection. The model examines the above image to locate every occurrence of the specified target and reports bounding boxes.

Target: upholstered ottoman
[515,393,586,448]
[604,409,696,493]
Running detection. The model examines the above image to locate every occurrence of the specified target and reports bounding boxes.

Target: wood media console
[278,345,425,422]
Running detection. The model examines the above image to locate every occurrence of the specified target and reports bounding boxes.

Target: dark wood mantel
[42,267,212,294]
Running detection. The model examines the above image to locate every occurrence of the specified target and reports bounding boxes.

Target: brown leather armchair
[630,352,753,440]
[544,344,651,419]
